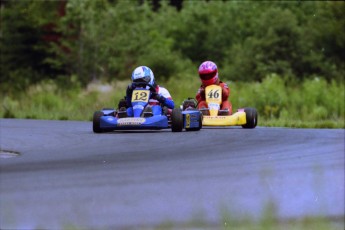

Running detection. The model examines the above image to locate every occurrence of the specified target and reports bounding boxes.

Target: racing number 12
[133,91,148,101]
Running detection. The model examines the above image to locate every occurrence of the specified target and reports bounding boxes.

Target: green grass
[1,76,344,129]
[154,217,342,230]
[259,118,344,129]
[58,215,343,230]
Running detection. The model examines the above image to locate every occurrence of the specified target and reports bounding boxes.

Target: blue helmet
[131,66,155,86]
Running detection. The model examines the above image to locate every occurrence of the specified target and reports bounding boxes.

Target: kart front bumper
[100,115,169,130]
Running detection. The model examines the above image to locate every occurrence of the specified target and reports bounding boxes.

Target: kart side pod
[201,107,258,128]
[171,108,202,132]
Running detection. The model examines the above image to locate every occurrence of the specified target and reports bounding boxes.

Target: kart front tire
[242,107,258,129]
[171,108,183,132]
[93,111,104,133]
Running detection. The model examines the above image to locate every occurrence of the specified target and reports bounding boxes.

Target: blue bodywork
[100,111,168,130]
[98,109,201,130]
[94,87,202,132]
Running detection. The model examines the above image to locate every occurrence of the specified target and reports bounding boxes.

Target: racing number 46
[207,89,220,99]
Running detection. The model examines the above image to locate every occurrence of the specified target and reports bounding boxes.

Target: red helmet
[198,61,218,86]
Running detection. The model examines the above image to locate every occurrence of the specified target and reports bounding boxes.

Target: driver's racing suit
[196,81,232,115]
[125,84,174,116]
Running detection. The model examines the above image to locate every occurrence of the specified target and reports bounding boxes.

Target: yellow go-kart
[182,85,258,128]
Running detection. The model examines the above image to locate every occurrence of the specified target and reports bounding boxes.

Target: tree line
[1,0,344,93]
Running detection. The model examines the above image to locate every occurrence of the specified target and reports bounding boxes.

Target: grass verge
[1,77,344,129]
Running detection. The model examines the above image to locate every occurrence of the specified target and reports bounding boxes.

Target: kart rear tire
[171,108,183,132]
[242,107,258,129]
[93,111,104,133]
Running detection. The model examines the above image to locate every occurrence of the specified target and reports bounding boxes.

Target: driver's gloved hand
[128,83,137,90]
[151,92,166,103]
[118,97,128,109]
[151,91,158,99]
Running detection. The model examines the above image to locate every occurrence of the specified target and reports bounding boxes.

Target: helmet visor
[133,76,151,84]
[200,72,216,80]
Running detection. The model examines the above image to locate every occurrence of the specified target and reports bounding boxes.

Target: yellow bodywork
[205,85,222,116]
[203,85,247,126]
[202,111,247,126]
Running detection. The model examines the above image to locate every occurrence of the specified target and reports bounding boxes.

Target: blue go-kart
[92,84,202,133]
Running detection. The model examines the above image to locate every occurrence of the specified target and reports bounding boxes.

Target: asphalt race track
[0,119,344,229]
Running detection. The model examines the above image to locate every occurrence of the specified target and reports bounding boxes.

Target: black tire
[242,107,258,129]
[93,111,104,133]
[186,110,202,131]
[171,108,183,132]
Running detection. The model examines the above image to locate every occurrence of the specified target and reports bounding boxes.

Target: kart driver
[118,66,174,117]
[195,60,232,115]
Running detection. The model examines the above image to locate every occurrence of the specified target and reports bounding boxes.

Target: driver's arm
[126,84,135,107]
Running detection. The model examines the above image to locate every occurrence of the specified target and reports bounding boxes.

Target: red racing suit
[196,81,232,115]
